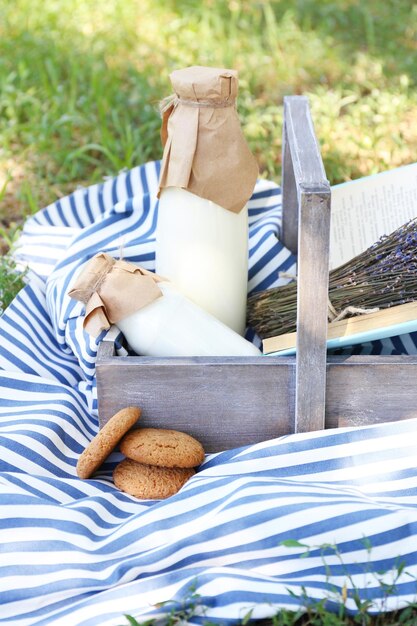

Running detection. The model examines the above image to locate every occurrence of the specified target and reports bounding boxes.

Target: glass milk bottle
[116,282,261,357]
[68,253,261,358]
[156,66,258,336]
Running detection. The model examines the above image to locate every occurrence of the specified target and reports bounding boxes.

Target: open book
[329,162,417,269]
[264,162,417,355]
[263,302,417,355]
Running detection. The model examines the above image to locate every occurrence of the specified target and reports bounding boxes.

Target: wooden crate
[96,96,417,451]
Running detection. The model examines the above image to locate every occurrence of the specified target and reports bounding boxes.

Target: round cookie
[120,427,205,468]
[114,459,195,499]
[77,406,141,479]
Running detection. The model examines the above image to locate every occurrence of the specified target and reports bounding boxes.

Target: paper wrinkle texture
[68,253,164,337]
[158,65,259,213]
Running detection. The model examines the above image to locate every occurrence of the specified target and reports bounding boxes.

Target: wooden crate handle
[281,96,331,432]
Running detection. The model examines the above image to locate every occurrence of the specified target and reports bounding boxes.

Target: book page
[329,162,417,269]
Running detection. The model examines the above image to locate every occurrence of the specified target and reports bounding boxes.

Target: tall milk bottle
[156,66,258,336]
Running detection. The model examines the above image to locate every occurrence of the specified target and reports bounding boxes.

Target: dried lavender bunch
[247,218,417,339]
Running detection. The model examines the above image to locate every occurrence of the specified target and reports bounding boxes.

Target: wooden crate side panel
[325,356,417,428]
[97,350,417,451]
[96,358,296,451]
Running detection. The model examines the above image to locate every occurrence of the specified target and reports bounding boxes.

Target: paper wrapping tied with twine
[158,66,259,213]
[68,253,164,337]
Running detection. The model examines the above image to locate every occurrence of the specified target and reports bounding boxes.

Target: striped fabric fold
[1,161,417,625]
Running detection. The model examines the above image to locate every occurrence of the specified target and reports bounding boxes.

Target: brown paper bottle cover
[68,253,164,337]
[158,66,259,213]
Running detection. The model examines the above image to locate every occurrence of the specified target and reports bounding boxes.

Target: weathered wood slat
[281,95,329,255]
[97,345,417,451]
[282,96,331,433]
[284,96,328,189]
[325,355,417,428]
[281,123,298,255]
[96,350,296,451]
[295,188,330,432]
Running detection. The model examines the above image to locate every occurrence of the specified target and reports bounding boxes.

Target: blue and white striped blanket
[1,162,417,625]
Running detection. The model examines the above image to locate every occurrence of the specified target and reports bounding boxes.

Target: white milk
[156,187,248,335]
[116,282,260,357]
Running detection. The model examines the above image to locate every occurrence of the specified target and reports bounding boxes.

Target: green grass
[2,1,416,306]
[1,0,417,232]
[0,252,26,315]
